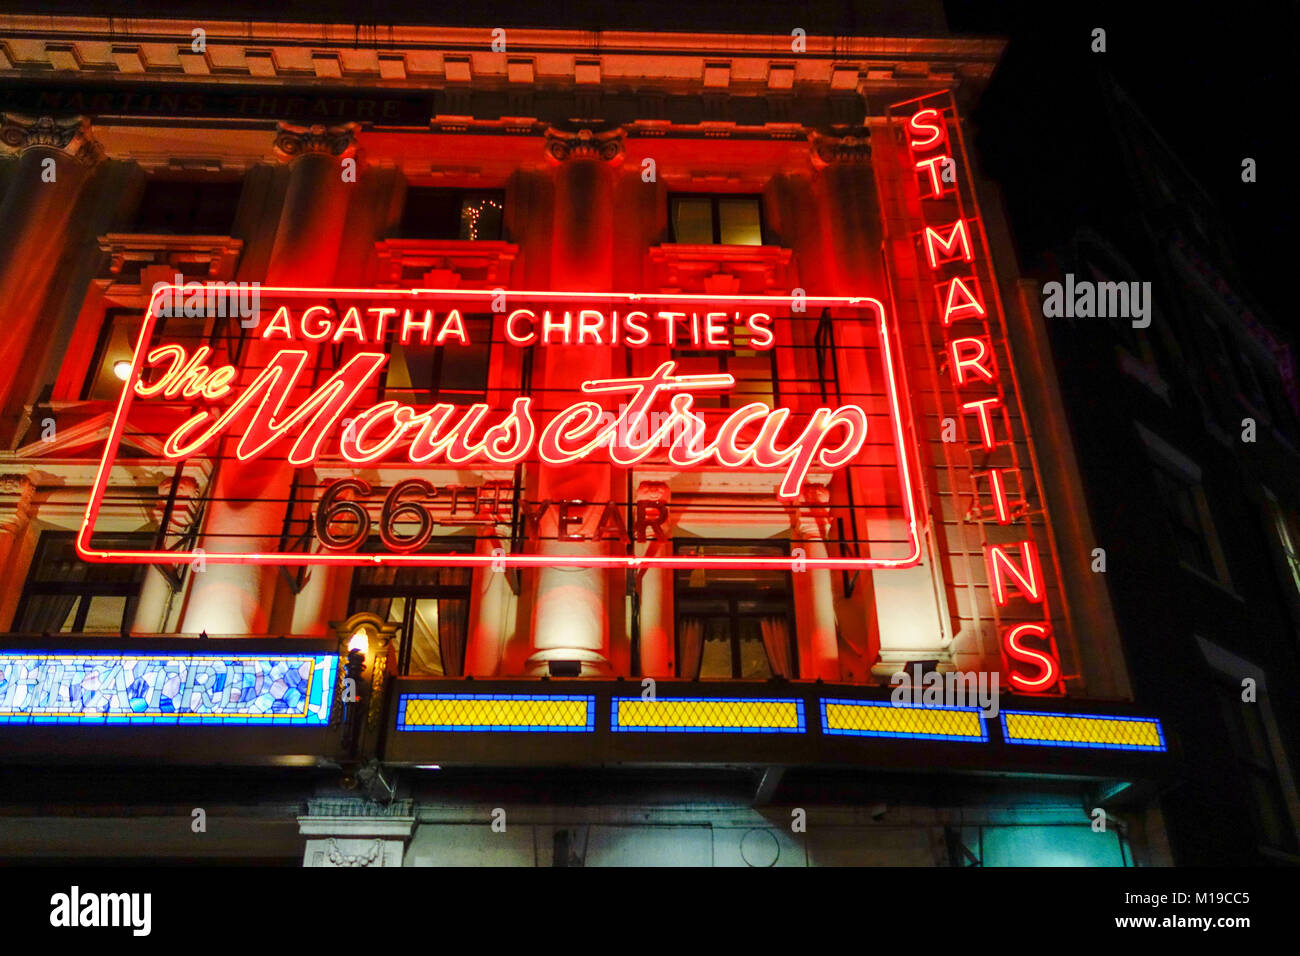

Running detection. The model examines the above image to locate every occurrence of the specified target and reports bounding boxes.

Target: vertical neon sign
[900,98,1064,694]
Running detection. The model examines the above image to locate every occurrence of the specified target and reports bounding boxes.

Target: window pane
[84,312,144,400]
[699,623,733,679]
[718,198,762,246]
[729,350,775,407]
[400,188,463,239]
[133,180,241,234]
[672,198,714,244]
[438,338,491,404]
[81,595,129,633]
[15,593,81,633]
[459,193,504,240]
[408,598,445,676]
[737,622,773,679]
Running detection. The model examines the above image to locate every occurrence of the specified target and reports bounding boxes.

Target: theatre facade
[0,15,1169,865]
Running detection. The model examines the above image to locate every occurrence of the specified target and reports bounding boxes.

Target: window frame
[671,538,798,680]
[398,187,506,241]
[347,535,475,676]
[380,314,493,406]
[13,530,150,636]
[667,193,766,246]
[1197,636,1300,858]
[1136,423,1233,589]
[130,176,243,236]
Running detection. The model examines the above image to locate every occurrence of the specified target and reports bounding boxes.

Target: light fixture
[347,629,370,658]
[112,360,132,381]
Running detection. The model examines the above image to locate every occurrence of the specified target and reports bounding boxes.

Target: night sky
[947,1,1293,326]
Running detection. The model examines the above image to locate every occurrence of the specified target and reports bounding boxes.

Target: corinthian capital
[272,122,359,161]
[0,114,103,166]
[808,127,871,169]
[544,126,625,164]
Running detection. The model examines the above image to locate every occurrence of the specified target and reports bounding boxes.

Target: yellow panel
[824,702,985,739]
[1003,712,1164,750]
[617,698,802,730]
[402,696,589,729]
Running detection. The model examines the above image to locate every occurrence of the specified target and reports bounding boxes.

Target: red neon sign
[78,287,921,572]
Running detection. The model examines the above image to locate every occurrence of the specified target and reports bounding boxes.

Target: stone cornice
[0,113,103,165]
[0,16,1002,89]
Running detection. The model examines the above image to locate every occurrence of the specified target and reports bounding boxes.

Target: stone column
[0,115,103,441]
[0,474,36,629]
[182,124,358,635]
[464,526,516,676]
[634,482,674,677]
[789,484,840,681]
[811,127,948,677]
[525,128,623,676]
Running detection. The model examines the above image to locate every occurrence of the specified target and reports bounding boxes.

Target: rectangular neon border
[395,692,596,732]
[820,697,988,742]
[999,710,1167,752]
[610,696,806,733]
[0,652,336,725]
[77,286,920,573]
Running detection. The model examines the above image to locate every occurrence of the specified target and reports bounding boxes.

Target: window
[399,188,504,240]
[1138,425,1229,584]
[673,542,796,679]
[1212,678,1299,854]
[383,315,491,405]
[82,311,209,400]
[1263,490,1300,602]
[13,532,149,635]
[671,342,775,410]
[132,178,242,235]
[348,537,473,676]
[1149,464,1218,578]
[669,194,764,245]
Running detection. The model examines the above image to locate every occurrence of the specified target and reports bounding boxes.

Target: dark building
[977,63,1300,865]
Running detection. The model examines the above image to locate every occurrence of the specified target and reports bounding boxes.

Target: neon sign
[78,288,920,573]
[900,94,1064,694]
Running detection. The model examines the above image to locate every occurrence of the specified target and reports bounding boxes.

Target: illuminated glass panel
[669,196,714,244]
[1000,710,1166,752]
[717,198,762,245]
[396,693,595,732]
[0,653,337,725]
[821,698,988,742]
[611,697,805,733]
[669,195,763,245]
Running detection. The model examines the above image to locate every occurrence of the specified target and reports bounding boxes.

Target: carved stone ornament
[544,126,625,164]
[0,114,103,166]
[325,838,383,867]
[808,127,871,169]
[272,122,359,160]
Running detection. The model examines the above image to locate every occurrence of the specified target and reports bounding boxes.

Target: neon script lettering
[139,352,867,499]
